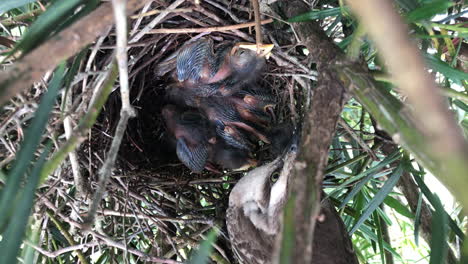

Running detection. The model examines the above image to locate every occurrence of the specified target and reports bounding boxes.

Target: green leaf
[373,212,386,264]
[280,194,296,263]
[288,7,348,22]
[395,0,419,12]
[453,100,468,112]
[350,163,404,234]
[0,63,65,230]
[460,238,468,264]
[356,225,403,260]
[11,0,83,55]
[187,229,219,264]
[414,191,423,245]
[331,149,401,200]
[0,0,37,13]
[410,169,465,240]
[429,196,448,264]
[382,195,414,219]
[339,171,375,208]
[424,53,468,85]
[0,144,50,263]
[405,0,453,23]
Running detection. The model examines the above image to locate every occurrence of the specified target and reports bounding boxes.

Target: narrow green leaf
[331,149,401,200]
[187,229,219,264]
[22,220,40,264]
[339,171,374,208]
[435,10,468,23]
[414,33,468,39]
[395,0,419,12]
[0,145,50,263]
[374,212,386,264]
[53,0,100,37]
[405,0,453,23]
[0,0,37,13]
[414,191,423,245]
[356,226,403,260]
[350,163,404,234]
[410,170,465,239]
[288,7,348,22]
[382,195,414,219]
[280,194,296,264]
[0,63,65,229]
[11,0,83,55]
[424,53,468,85]
[453,100,468,112]
[460,238,468,264]
[429,196,448,264]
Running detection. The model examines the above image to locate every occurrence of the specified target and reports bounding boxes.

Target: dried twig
[86,0,136,226]
[251,0,263,47]
[129,0,186,43]
[130,8,193,19]
[338,118,378,161]
[147,18,273,34]
[0,0,150,107]
[47,211,89,264]
[62,86,90,198]
[0,9,43,27]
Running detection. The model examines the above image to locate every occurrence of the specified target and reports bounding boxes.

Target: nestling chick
[162,105,210,173]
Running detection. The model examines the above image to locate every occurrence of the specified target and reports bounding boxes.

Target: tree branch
[0,0,150,106]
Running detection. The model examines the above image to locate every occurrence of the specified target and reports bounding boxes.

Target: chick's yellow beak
[232,43,274,59]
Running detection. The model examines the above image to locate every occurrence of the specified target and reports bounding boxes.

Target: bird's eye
[270,171,280,183]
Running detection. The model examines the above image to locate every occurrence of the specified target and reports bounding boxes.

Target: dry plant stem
[338,118,378,160]
[130,2,152,36]
[40,63,118,183]
[0,0,150,107]
[99,209,214,224]
[347,0,468,210]
[251,0,263,48]
[205,0,242,23]
[91,231,183,263]
[129,0,186,43]
[26,241,99,259]
[63,89,89,198]
[148,18,273,34]
[0,9,43,27]
[86,0,136,226]
[130,8,193,19]
[46,211,89,264]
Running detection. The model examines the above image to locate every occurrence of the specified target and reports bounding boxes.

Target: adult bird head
[226,129,359,264]
[227,133,299,263]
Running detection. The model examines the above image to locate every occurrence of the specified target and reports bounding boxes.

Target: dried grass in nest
[1,1,311,262]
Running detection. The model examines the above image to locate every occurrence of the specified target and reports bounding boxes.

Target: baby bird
[199,97,271,145]
[208,140,258,171]
[162,105,258,173]
[228,86,276,126]
[176,39,274,97]
[162,105,210,173]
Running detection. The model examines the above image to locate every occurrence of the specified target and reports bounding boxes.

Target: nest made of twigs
[1,1,314,262]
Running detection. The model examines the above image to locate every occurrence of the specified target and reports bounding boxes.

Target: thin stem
[147,18,273,34]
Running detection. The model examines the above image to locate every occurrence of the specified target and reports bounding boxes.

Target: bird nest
[1,1,313,262]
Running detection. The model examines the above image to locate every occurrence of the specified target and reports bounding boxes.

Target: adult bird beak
[231,43,274,59]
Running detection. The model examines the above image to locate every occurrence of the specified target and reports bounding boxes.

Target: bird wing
[176,138,208,173]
